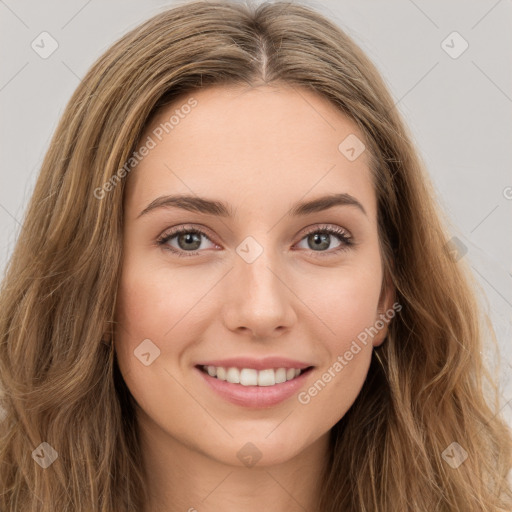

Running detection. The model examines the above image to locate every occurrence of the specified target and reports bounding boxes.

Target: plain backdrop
[0,0,511,428]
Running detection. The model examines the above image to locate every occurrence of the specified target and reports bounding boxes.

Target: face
[114,84,394,468]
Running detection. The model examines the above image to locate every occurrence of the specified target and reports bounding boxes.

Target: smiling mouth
[196,364,314,387]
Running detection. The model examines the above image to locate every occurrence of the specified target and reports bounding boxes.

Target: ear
[372,267,396,348]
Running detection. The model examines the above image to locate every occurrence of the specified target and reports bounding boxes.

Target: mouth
[195,364,315,387]
[194,363,315,408]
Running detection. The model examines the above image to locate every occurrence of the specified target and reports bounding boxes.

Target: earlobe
[372,328,388,348]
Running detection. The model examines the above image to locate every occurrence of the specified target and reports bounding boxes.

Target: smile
[195,364,315,408]
[199,365,311,387]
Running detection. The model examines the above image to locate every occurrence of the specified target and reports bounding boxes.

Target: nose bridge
[238,245,281,300]
[236,238,285,306]
[221,234,296,336]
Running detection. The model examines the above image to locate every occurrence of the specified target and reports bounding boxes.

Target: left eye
[295,227,350,252]
[156,224,353,257]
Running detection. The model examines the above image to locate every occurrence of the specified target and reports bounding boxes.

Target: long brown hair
[0,1,510,510]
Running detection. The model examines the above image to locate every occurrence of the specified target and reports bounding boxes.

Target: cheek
[293,260,381,414]
[113,258,219,398]
[113,263,183,381]
[298,344,373,429]
[296,268,380,416]
[299,261,382,345]
[113,265,196,418]
[115,260,202,341]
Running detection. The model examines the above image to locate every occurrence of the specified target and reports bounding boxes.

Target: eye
[294,224,353,256]
[156,223,354,258]
[156,225,217,257]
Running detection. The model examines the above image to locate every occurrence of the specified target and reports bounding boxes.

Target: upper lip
[195,356,314,371]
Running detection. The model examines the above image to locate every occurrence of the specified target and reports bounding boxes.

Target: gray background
[1,0,511,427]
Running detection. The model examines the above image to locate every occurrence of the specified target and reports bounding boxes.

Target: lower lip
[195,366,313,408]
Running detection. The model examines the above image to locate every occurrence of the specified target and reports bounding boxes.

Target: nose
[221,246,297,339]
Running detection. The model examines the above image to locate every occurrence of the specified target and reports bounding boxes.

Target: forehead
[125,84,376,221]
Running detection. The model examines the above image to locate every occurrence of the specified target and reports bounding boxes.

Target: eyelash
[156,224,354,259]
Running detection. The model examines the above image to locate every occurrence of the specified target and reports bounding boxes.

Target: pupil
[310,233,329,251]
[179,232,201,250]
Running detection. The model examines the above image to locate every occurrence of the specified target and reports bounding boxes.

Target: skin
[114,83,394,512]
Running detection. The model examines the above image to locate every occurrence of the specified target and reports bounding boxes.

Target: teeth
[202,366,305,386]
[226,367,239,383]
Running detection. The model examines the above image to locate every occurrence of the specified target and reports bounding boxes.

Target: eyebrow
[137,192,367,219]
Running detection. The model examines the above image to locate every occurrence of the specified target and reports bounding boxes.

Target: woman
[0,1,510,510]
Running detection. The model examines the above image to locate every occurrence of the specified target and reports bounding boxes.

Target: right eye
[156,226,218,257]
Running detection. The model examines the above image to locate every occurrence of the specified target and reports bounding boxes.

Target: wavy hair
[0,1,510,510]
